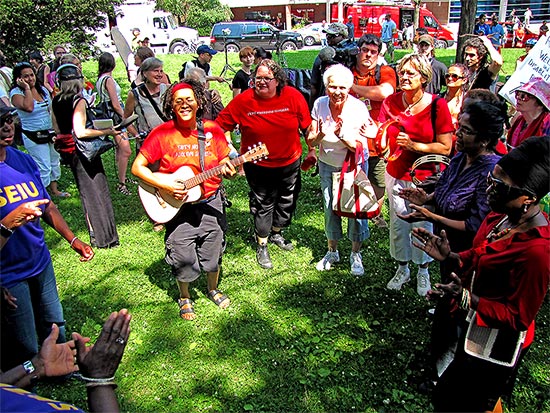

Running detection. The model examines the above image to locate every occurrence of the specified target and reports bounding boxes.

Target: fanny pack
[23,129,56,144]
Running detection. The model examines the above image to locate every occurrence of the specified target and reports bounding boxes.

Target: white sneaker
[350,251,364,276]
[316,250,340,271]
[387,266,410,290]
[417,270,431,297]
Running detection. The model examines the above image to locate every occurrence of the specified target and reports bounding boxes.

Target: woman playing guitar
[131,80,236,320]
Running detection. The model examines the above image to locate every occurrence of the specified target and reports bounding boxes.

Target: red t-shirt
[351,65,397,157]
[379,92,454,181]
[458,212,550,348]
[140,119,230,199]
[216,86,312,168]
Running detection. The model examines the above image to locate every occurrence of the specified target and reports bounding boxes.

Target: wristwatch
[23,360,35,375]
[0,223,13,238]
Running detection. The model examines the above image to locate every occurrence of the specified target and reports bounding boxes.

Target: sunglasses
[445,73,464,81]
[1,115,15,127]
[326,33,339,39]
[487,171,534,198]
[514,91,532,102]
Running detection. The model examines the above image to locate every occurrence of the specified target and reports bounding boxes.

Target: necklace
[402,92,424,116]
[486,210,542,241]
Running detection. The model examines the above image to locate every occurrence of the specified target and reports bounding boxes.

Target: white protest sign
[499,35,550,106]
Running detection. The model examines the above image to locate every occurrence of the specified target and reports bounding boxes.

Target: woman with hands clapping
[410,136,550,412]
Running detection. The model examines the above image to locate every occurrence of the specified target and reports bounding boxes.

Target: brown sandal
[177,298,196,320]
[207,289,231,309]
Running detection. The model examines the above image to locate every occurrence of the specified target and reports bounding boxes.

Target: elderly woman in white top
[307,64,375,276]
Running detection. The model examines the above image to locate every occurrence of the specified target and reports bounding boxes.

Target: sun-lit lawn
[31,47,549,412]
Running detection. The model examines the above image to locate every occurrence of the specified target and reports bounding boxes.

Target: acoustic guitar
[138,143,268,223]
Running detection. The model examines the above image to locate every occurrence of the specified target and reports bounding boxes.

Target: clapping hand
[427,273,463,301]
[398,187,428,205]
[73,309,131,379]
[37,324,79,378]
[411,227,451,261]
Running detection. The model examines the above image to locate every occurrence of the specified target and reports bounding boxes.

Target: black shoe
[268,233,294,251]
[256,244,273,269]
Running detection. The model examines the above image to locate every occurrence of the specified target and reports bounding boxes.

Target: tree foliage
[156,0,233,36]
[0,0,121,64]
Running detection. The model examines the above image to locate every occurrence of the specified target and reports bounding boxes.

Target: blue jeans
[319,161,370,243]
[1,261,66,370]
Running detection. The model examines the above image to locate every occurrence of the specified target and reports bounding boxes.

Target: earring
[523,204,529,213]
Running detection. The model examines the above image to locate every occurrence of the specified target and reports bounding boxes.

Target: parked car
[295,23,325,46]
[502,22,538,47]
[210,21,304,53]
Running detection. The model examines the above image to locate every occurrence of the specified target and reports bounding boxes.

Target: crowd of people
[1,16,549,412]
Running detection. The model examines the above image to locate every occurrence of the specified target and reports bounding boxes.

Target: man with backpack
[349,34,397,228]
[179,45,225,84]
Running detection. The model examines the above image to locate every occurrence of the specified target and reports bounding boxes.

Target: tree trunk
[455,0,478,63]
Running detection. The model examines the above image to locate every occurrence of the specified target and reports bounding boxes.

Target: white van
[95,0,200,55]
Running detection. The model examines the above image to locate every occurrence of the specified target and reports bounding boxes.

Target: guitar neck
[183,156,246,189]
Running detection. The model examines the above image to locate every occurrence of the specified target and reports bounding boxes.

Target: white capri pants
[385,172,433,265]
[23,135,61,188]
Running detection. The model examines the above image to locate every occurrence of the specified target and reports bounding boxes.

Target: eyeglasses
[1,115,15,127]
[514,91,532,102]
[445,73,464,81]
[254,77,275,84]
[487,171,534,198]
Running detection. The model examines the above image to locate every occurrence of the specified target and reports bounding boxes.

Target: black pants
[69,153,119,248]
[433,332,529,412]
[243,159,301,238]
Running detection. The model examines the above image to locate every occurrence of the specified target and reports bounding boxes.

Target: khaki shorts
[368,156,386,188]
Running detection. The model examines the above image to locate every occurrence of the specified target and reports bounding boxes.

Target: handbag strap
[138,83,168,122]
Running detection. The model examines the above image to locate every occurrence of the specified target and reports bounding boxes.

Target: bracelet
[69,236,78,247]
[86,381,118,389]
[75,373,116,383]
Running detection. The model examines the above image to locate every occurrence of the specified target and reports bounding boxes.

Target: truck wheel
[281,41,297,51]
[304,36,315,46]
[225,43,240,53]
[170,42,194,54]
[435,39,448,49]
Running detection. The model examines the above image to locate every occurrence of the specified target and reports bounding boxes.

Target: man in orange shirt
[350,34,397,228]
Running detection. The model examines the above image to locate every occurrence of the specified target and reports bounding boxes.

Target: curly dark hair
[162,79,207,121]
[462,99,508,150]
[462,37,489,68]
[254,59,287,95]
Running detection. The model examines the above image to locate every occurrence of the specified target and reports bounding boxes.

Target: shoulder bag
[72,96,115,162]
[332,141,380,219]
[97,76,123,125]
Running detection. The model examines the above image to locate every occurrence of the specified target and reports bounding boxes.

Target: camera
[332,40,360,69]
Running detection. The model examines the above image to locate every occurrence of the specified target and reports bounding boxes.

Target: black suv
[210,22,304,53]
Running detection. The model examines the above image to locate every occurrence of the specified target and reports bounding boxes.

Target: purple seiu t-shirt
[0,146,51,288]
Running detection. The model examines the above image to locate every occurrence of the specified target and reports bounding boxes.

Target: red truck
[332,3,455,48]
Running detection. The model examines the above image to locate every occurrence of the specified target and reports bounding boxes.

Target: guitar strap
[197,120,205,171]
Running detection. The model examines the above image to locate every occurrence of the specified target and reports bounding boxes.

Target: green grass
[31,49,550,412]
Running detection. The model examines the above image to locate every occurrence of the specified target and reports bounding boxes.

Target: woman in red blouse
[379,53,454,297]
[413,136,550,412]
